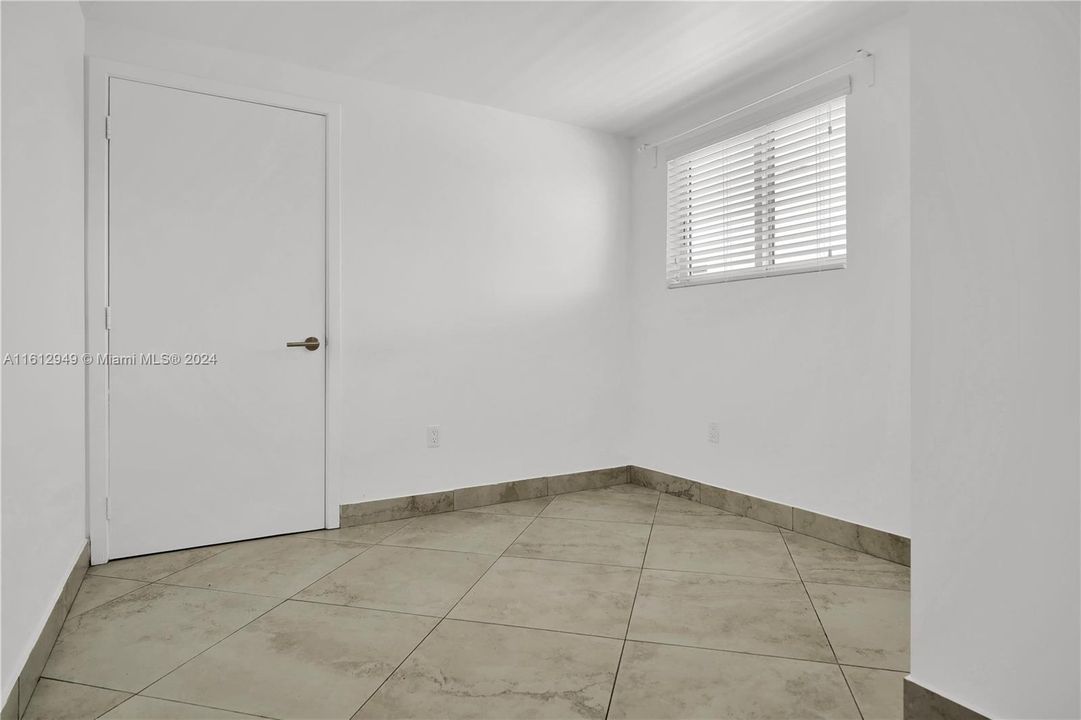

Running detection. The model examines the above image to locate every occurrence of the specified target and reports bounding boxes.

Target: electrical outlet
[427,425,440,448]
[708,422,721,445]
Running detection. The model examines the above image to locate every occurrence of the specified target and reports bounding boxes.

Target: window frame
[664,83,849,289]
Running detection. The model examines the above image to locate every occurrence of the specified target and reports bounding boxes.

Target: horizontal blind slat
[667,191,845,231]
[667,215,847,259]
[668,168,846,218]
[667,145,846,203]
[669,101,846,170]
[668,233,847,269]
[667,124,847,185]
[668,203,846,249]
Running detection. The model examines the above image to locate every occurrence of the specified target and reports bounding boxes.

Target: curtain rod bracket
[856,48,875,87]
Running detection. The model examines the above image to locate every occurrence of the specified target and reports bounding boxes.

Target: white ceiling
[81,1,896,136]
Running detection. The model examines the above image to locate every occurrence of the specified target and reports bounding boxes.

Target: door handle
[286,336,320,351]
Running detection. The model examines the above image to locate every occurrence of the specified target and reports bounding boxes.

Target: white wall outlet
[426,424,440,448]
[708,422,721,445]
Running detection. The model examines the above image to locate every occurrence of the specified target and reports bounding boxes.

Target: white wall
[1,0,87,704]
[84,21,632,505]
[909,3,1080,718]
[628,16,911,536]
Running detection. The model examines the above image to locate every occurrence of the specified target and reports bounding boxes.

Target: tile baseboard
[2,541,90,719]
[629,466,910,566]
[340,465,909,567]
[904,679,990,720]
[340,466,630,527]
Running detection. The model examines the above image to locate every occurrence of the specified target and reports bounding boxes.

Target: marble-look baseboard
[793,508,909,566]
[904,679,989,720]
[454,476,547,510]
[1,541,90,719]
[700,485,795,530]
[340,467,630,527]
[548,466,629,495]
[341,490,454,526]
[628,466,909,567]
[340,467,909,567]
[629,467,699,502]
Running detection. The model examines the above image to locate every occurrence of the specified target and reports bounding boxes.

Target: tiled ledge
[630,466,910,566]
[339,465,910,567]
[339,467,629,527]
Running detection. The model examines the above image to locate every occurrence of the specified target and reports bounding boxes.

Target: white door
[107,78,326,559]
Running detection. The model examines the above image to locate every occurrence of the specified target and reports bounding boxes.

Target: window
[666,96,846,287]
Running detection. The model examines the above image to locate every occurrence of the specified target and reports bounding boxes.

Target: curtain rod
[638,49,874,153]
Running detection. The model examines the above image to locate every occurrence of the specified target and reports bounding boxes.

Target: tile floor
[27,484,909,720]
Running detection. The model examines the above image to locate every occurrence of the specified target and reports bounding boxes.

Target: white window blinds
[666,96,846,287]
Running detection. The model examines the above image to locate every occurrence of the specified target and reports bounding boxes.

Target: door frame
[86,58,343,565]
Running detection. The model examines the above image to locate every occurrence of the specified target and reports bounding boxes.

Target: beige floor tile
[102,696,262,719]
[783,532,910,590]
[69,576,147,617]
[380,511,532,554]
[541,489,657,524]
[162,536,367,597]
[842,665,906,720]
[146,601,436,720]
[645,525,799,580]
[296,545,495,616]
[43,584,278,692]
[505,516,650,567]
[806,583,910,671]
[628,569,834,662]
[355,620,622,719]
[465,496,553,517]
[22,679,130,720]
[301,518,415,545]
[654,495,778,532]
[88,545,230,582]
[450,556,640,638]
[609,641,860,719]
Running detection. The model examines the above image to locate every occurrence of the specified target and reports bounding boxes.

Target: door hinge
[105,115,112,141]
[105,306,112,330]
[105,497,111,520]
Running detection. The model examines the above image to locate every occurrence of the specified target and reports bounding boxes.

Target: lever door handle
[286,336,320,351]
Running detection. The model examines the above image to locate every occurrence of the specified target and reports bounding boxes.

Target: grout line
[349,503,548,719]
[147,541,373,601]
[130,592,289,696]
[785,577,910,593]
[287,596,444,620]
[522,512,654,526]
[126,692,276,719]
[286,543,379,600]
[66,580,153,619]
[438,616,627,642]
[129,597,288,697]
[604,487,660,719]
[837,661,911,673]
[152,580,308,601]
[779,531,865,720]
[781,528,910,570]
[29,677,127,694]
[627,638,845,668]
